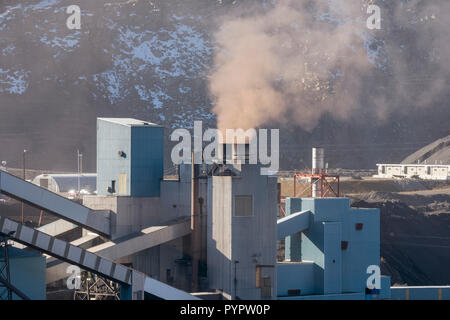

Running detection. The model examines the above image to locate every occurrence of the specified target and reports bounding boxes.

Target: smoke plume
[209,0,450,131]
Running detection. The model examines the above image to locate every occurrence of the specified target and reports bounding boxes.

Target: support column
[284,198,303,261]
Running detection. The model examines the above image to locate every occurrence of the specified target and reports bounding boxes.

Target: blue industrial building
[277,197,391,299]
[97,118,164,197]
[0,246,46,300]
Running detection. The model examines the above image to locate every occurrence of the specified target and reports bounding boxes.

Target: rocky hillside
[352,190,450,286]
[402,134,450,165]
[1,0,449,171]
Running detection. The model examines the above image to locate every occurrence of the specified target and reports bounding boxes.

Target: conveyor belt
[0,216,198,300]
[0,171,110,236]
[46,219,191,284]
[277,210,311,240]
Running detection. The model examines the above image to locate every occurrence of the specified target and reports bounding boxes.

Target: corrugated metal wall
[97,119,163,197]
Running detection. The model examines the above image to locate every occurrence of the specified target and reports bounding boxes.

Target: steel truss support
[0,236,29,300]
[293,171,340,198]
[74,272,120,300]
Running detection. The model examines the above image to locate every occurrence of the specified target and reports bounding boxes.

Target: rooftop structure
[374,163,450,180]
[97,118,164,197]
[32,173,96,194]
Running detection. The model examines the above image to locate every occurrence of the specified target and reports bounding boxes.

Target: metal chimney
[312,147,324,174]
[312,147,324,197]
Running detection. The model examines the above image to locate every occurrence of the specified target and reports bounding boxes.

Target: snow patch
[0,69,30,95]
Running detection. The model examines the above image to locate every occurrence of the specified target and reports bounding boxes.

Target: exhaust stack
[312,147,324,197]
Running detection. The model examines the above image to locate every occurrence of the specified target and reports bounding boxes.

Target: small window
[234,195,253,217]
[288,289,301,296]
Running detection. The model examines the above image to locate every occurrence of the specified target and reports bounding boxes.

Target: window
[234,195,253,217]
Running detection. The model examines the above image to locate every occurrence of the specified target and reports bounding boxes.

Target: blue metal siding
[284,198,303,261]
[277,262,316,296]
[0,247,46,300]
[280,197,382,298]
[97,119,131,196]
[97,119,163,197]
[130,126,164,197]
[323,222,342,294]
[340,208,380,293]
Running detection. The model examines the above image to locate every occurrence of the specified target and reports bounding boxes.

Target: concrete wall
[158,237,191,291]
[83,195,162,240]
[119,238,189,293]
[160,179,191,222]
[231,167,278,300]
[207,165,278,300]
[207,176,233,299]
[83,194,191,292]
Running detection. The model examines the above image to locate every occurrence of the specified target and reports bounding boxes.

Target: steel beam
[0,171,110,236]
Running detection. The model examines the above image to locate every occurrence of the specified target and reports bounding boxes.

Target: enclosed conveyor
[46,218,191,284]
[277,210,311,240]
[0,171,110,236]
[0,216,198,300]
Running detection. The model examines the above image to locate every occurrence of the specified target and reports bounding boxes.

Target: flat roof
[98,118,162,127]
[36,173,96,177]
[376,164,450,167]
[391,286,450,289]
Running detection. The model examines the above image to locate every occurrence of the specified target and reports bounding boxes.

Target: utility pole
[21,149,27,224]
[77,149,80,193]
[77,150,83,195]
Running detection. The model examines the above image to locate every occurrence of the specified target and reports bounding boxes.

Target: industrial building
[0,118,448,300]
[0,245,46,300]
[374,163,450,180]
[32,174,97,194]
[278,197,390,299]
